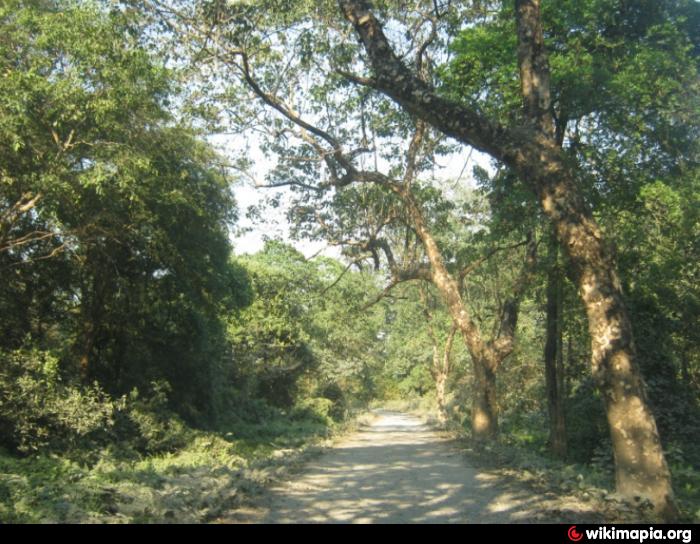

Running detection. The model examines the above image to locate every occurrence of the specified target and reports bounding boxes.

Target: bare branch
[234,51,357,177]
[360,263,432,310]
[255,180,324,192]
[319,260,357,296]
[403,121,427,186]
[459,239,530,284]
[335,69,377,87]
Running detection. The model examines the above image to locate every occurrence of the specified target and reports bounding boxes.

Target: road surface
[232,411,599,523]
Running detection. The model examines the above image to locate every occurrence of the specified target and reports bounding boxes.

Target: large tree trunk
[339,0,676,517]
[544,230,567,458]
[472,356,498,441]
[535,183,676,514]
[514,1,675,516]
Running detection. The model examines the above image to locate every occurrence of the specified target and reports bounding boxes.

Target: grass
[0,414,356,524]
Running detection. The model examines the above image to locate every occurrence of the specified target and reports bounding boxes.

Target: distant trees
[227,241,385,418]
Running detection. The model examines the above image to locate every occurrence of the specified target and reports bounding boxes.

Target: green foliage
[224,241,384,416]
[0,0,698,523]
[227,243,320,408]
[0,0,252,428]
[112,382,192,457]
[291,397,335,426]
[0,348,117,454]
[613,175,700,444]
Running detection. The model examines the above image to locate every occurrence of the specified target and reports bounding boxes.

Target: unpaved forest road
[231,411,600,524]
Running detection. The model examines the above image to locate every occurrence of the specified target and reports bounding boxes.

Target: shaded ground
[229,411,604,523]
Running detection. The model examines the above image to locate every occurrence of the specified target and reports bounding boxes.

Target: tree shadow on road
[245,412,603,524]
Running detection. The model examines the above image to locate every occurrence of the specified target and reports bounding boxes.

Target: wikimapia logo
[569,526,584,542]
[567,526,693,543]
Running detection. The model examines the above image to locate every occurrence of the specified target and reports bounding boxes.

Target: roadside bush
[291,397,335,425]
[0,350,193,458]
[0,348,116,454]
[316,382,349,421]
[112,381,192,456]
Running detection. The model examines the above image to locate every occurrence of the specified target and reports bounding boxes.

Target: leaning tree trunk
[403,188,505,440]
[339,0,676,517]
[513,0,676,517]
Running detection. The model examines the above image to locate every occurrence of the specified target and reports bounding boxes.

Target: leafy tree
[227,241,385,416]
[228,243,319,409]
[0,0,249,425]
[442,0,700,461]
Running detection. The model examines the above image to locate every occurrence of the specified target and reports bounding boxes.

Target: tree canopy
[0,0,698,523]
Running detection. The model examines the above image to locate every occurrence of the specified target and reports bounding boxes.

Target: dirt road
[233,411,601,523]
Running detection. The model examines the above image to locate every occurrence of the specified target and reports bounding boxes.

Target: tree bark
[339,0,677,517]
[472,355,498,441]
[436,325,457,425]
[544,229,567,458]
[77,254,108,383]
[79,321,95,381]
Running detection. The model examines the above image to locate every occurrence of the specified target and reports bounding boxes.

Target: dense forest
[0,0,698,523]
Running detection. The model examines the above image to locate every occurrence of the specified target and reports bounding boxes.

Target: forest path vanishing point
[229,411,603,524]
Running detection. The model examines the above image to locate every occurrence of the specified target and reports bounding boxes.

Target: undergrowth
[0,413,355,523]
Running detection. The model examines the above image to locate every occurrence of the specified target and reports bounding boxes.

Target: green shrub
[0,351,193,458]
[0,348,117,454]
[230,397,279,424]
[316,382,348,421]
[291,397,334,425]
[112,381,192,456]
